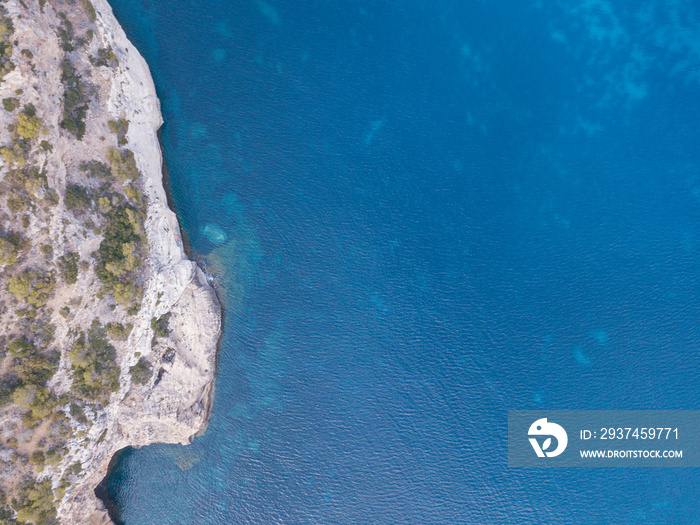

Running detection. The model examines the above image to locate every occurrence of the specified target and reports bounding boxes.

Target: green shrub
[40,140,52,151]
[8,269,55,307]
[64,184,91,210]
[124,184,142,204]
[0,144,27,166]
[0,230,26,266]
[0,12,14,84]
[11,478,56,524]
[151,313,171,338]
[97,196,113,214]
[68,321,120,402]
[105,242,138,278]
[124,207,145,237]
[44,188,59,206]
[80,159,111,179]
[12,384,57,420]
[25,176,43,197]
[57,252,79,284]
[59,59,87,140]
[7,338,33,356]
[29,451,45,468]
[45,447,64,467]
[106,322,133,340]
[2,97,17,111]
[107,147,139,181]
[15,308,36,320]
[16,111,41,139]
[80,0,97,22]
[9,201,28,217]
[66,461,82,476]
[57,17,74,52]
[36,321,56,346]
[69,403,87,424]
[108,118,129,145]
[95,205,144,306]
[13,350,59,387]
[0,56,14,83]
[0,238,17,266]
[112,279,142,307]
[0,12,13,42]
[97,204,140,270]
[129,357,152,385]
[90,47,118,68]
[6,195,26,213]
[0,374,20,408]
[0,495,13,522]
[127,304,140,316]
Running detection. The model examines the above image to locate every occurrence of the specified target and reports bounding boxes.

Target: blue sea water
[103,0,700,523]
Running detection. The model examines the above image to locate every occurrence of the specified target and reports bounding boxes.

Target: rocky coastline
[0,0,221,523]
[59,1,222,523]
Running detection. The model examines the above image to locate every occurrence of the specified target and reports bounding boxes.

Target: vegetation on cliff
[0,0,167,521]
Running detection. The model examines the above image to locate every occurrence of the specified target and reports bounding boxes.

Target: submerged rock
[201,222,228,245]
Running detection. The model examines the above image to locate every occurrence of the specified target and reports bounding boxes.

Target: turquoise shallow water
[104,0,700,523]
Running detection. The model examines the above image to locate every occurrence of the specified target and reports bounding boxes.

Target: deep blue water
[104,0,700,523]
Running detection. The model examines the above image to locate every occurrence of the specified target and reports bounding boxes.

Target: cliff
[0,0,221,523]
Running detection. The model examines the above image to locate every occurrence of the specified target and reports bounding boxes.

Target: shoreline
[92,129,225,525]
[156,129,225,442]
[93,451,125,525]
[56,1,224,522]
[157,128,194,259]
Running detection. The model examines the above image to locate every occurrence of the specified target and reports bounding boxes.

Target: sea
[103,0,700,523]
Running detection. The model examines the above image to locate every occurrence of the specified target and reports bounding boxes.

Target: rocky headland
[0,0,221,523]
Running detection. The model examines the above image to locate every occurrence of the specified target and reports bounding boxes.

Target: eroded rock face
[0,0,220,523]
